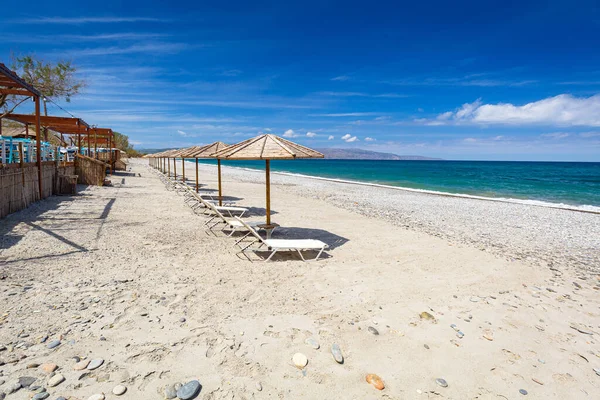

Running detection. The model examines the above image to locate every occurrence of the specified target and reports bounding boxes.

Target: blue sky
[1,0,600,161]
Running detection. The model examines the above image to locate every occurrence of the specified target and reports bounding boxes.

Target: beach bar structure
[0,63,44,198]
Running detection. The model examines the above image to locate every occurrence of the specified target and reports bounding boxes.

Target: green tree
[113,131,142,157]
[1,54,85,118]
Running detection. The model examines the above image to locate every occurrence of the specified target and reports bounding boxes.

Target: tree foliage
[113,131,143,157]
[1,54,85,116]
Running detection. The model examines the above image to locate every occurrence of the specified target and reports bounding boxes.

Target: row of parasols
[146,134,324,225]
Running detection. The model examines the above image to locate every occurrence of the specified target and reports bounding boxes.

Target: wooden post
[109,134,113,174]
[19,142,25,186]
[173,157,177,179]
[266,159,271,225]
[195,158,199,193]
[168,157,170,176]
[181,157,185,183]
[87,127,91,157]
[94,129,97,159]
[217,159,222,206]
[35,96,43,199]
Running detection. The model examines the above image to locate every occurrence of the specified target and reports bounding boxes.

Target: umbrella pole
[182,157,185,183]
[266,159,271,225]
[174,157,177,179]
[195,158,199,193]
[218,159,223,206]
[168,157,170,176]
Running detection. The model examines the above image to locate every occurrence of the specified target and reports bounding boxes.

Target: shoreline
[185,160,600,214]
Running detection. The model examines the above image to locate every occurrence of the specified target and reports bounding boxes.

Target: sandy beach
[1,158,599,400]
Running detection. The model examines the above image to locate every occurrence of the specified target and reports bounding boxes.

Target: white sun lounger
[234,217,328,262]
[205,203,265,236]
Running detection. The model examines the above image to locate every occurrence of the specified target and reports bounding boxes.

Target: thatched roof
[187,141,229,158]
[212,134,324,160]
[177,145,207,158]
[0,126,39,138]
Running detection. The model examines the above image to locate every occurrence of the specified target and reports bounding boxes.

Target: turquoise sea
[188,159,600,211]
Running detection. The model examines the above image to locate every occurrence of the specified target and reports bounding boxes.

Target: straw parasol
[186,142,229,200]
[212,134,323,225]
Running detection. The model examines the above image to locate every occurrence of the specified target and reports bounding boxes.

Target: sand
[0,158,599,399]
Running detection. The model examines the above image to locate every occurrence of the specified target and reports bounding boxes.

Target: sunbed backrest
[234,216,265,243]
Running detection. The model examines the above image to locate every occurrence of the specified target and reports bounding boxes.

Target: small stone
[470,296,480,302]
[164,385,177,399]
[570,323,593,335]
[424,344,430,349]
[112,384,127,395]
[56,398,67,400]
[46,340,61,349]
[176,380,201,399]
[366,374,385,390]
[87,395,105,400]
[305,338,320,349]
[47,373,65,387]
[331,344,344,364]
[292,353,308,368]
[18,376,36,387]
[532,378,544,385]
[32,393,50,400]
[179,317,186,323]
[593,367,600,376]
[87,358,104,370]
[419,311,436,322]
[367,326,379,335]
[74,359,90,370]
[450,324,459,331]
[255,382,262,391]
[40,363,58,373]
[436,378,448,388]
[519,389,528,395]
[5,381,22,394]
[456,331,464,339]
[27,363,41,368]
[483,330,494,341]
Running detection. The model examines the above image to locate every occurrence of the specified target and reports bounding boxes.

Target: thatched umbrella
[186,142,229,201]
[212,134,323,225]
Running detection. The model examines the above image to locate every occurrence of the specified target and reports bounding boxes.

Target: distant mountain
[315,148,442,160]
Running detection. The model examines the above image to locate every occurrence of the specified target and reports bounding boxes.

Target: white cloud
[541,132,570,139]
[580,131,600,138]
[283,129,297,138]
[310,112,382,117]
[328,135,334,140]
[331,75,350,81]
[432,94,600,127]
[177,130,188,136]
[306,132,317,138]
[13,16,166,24]
[264,128,272,132]
[341,134,359,142]
[365,137,375,141]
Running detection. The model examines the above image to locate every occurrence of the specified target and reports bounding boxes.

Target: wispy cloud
[306,132,317,138]
[177,130,188,136]
[422,94,600,127]
[6,32,171,43]
[331,75,350,81]
[328,135,334,140]
[72,42,190,56]
[13,16,167,24]
[365,137,375,141]
[317,91,409,98]
[283,129,297,138]
[383,76,537,87]
[309,112,383,117]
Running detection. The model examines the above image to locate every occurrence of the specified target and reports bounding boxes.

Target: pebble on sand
[331,344,344,364]
[176,380,201,399]
[87,395,105,400]
[40,363,58,373]
[419,311,436,322]
[305,338,320,349]
[47,373,65,387]
[46,340,61,349]
[32,393,49,400]
[112,384,127,395]
[164,384,178,399]
[74,359,90,370]
[366,374,385,390]
[255,382,263,391]
[435,378,448,388]
[519,389,528,395]
[292,353,308,369]
[87,358,104,370]
[368,326,379,335]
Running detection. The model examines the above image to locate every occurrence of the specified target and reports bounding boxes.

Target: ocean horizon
[186,159,600,211]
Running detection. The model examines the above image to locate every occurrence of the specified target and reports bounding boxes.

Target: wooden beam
[35,96,42,199]
[0,88,34,96]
